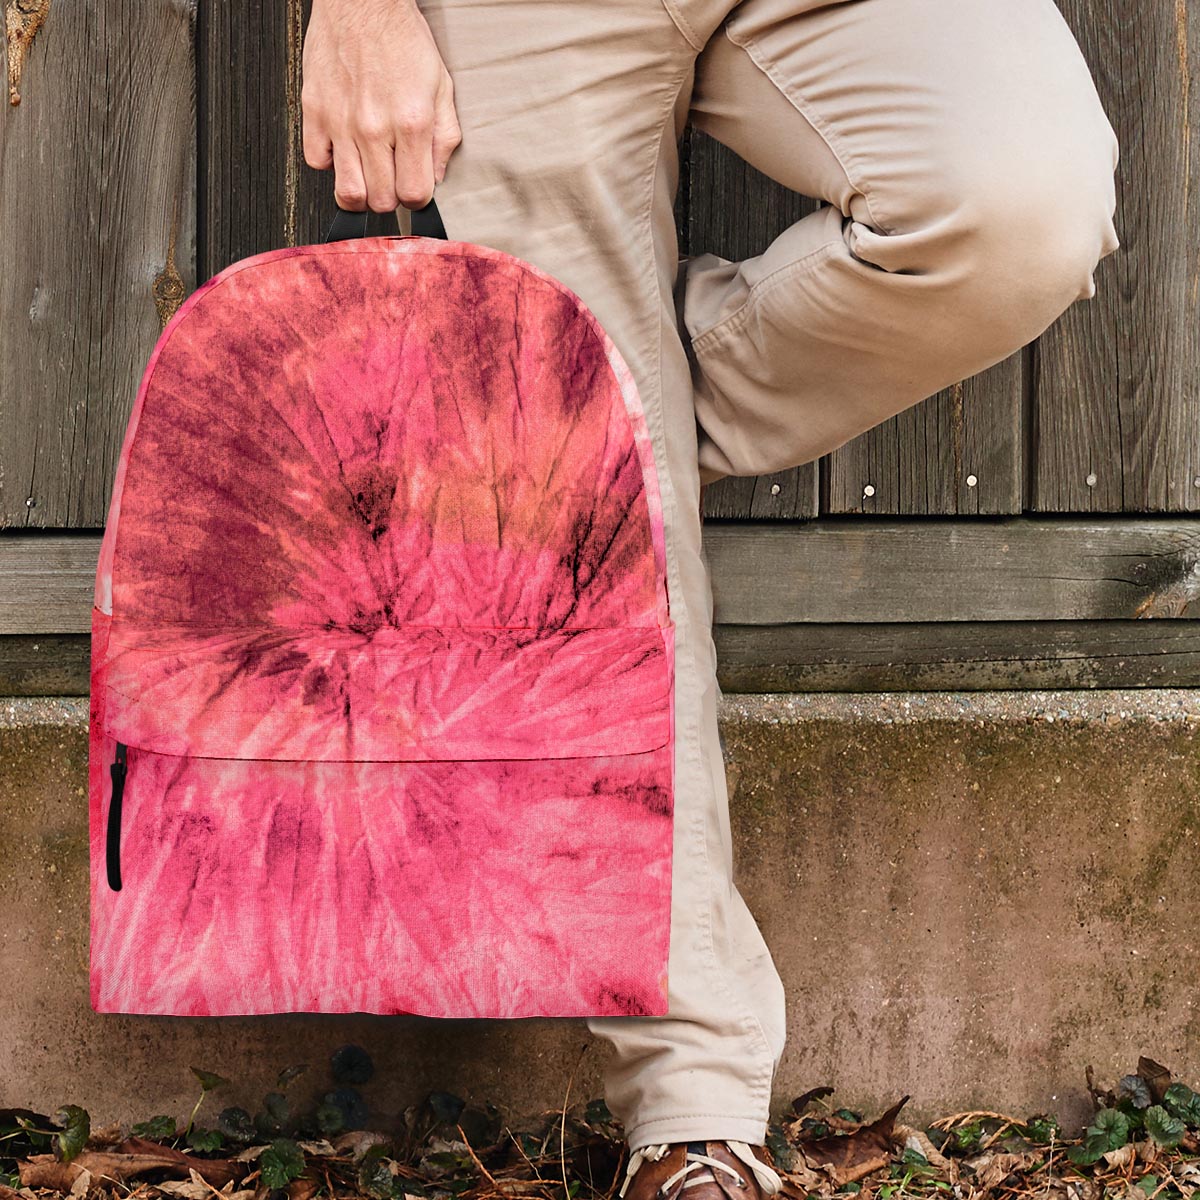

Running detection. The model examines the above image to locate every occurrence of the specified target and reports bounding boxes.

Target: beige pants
[414,0,1120,1150]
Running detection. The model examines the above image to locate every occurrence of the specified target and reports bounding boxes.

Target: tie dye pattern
[89,237,675,1018]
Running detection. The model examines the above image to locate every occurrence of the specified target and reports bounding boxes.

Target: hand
[301,0,462,212]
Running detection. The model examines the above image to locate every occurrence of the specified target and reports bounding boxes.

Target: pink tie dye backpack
[89,199,675,1018]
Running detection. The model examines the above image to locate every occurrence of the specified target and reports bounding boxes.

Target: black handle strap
[324,195,447,243]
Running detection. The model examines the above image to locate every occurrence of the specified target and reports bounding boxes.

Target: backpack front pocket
[90,728,673,1019]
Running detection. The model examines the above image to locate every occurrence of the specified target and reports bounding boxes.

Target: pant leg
[413,0,788,1151]
[679,0,1122,485]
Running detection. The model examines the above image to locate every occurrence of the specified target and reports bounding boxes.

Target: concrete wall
[4,691,1200,1133]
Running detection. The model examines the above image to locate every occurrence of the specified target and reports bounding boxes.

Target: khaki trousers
[414,0,1120,1151]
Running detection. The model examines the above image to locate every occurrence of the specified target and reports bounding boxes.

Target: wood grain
[714,618,1200,692]
[0,0,196,529]
[1033,0,1199,512]
[704,518,1200,624]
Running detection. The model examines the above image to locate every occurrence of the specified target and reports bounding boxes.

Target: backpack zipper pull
[106,741,127,891]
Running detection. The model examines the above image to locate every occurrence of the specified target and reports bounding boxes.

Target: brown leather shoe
[617,1140,785,1200]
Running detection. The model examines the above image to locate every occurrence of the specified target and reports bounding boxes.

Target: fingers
[315,117,439,213]
[331,137,368,212]
[393,104,437,209]
[302,120,334,172]
[358,115,402,212]
[299,3,463,214]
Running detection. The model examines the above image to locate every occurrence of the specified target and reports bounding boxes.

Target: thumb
[431,78,463,182]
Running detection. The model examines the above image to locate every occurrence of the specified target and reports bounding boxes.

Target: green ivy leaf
[1091,1108,1131,1150]
[191,1068,230,1094]
[52,1106,90,1164]
[1120,1076,1154,1110]
[1145,1106,1186,1149]
[357,1146,395,1200]
[316,1101,346,1137]
[132,1115,177,1140]
[1163,1084,1200,1127]
[1022,1116,1061,1145]
[331,1046,375,1087]
[260,1138,306,1189]
[217,1107,256,1145]
[324,1089,368,1131]
[1067,1142,1104,1167]
[187,1128,224,1153]
[764,1129,799,1173]
[1068,1108,1131,1166]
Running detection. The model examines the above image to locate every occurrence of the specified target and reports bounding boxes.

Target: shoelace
[618,1140,784,1198]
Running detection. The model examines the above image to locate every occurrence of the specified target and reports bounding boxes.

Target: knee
[924,129,1120,342]
[851,121,1121,349]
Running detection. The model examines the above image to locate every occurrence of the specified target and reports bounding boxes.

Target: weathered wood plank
[0,0,196,529]
[0,635,90,695]
[702,518,1200,624]
[824,353,1025,516]
[714,619,1200,692]
[1034,0,1198,512]
[0,536,101,633]
[8,520,1200,634]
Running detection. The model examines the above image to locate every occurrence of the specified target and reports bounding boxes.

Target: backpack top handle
[325,194,447,243]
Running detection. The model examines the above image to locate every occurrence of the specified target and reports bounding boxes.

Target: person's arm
[301,0,462,213]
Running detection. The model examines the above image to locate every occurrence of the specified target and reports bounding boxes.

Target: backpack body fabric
[89,227,675,1018]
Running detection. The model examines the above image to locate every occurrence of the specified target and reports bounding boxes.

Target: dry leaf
[332,1131,394,1162]
[156,1170,217,1200]
[966,1151,1033,1191]
[895,1125,951,1169]
[1138,1058,1172,1105]
[800,1097,909,1186]
[296,1141,337,1157]
[1102,1145,1136,1169]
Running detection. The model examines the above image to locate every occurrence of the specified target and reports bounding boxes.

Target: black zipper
[106,741,127,891]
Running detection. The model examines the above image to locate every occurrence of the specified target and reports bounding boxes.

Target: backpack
[89,200,675,1018]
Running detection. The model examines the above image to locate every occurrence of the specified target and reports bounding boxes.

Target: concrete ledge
[4,692,1200,1131]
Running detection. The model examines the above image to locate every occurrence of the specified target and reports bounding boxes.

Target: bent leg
[683,0,1121,484]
